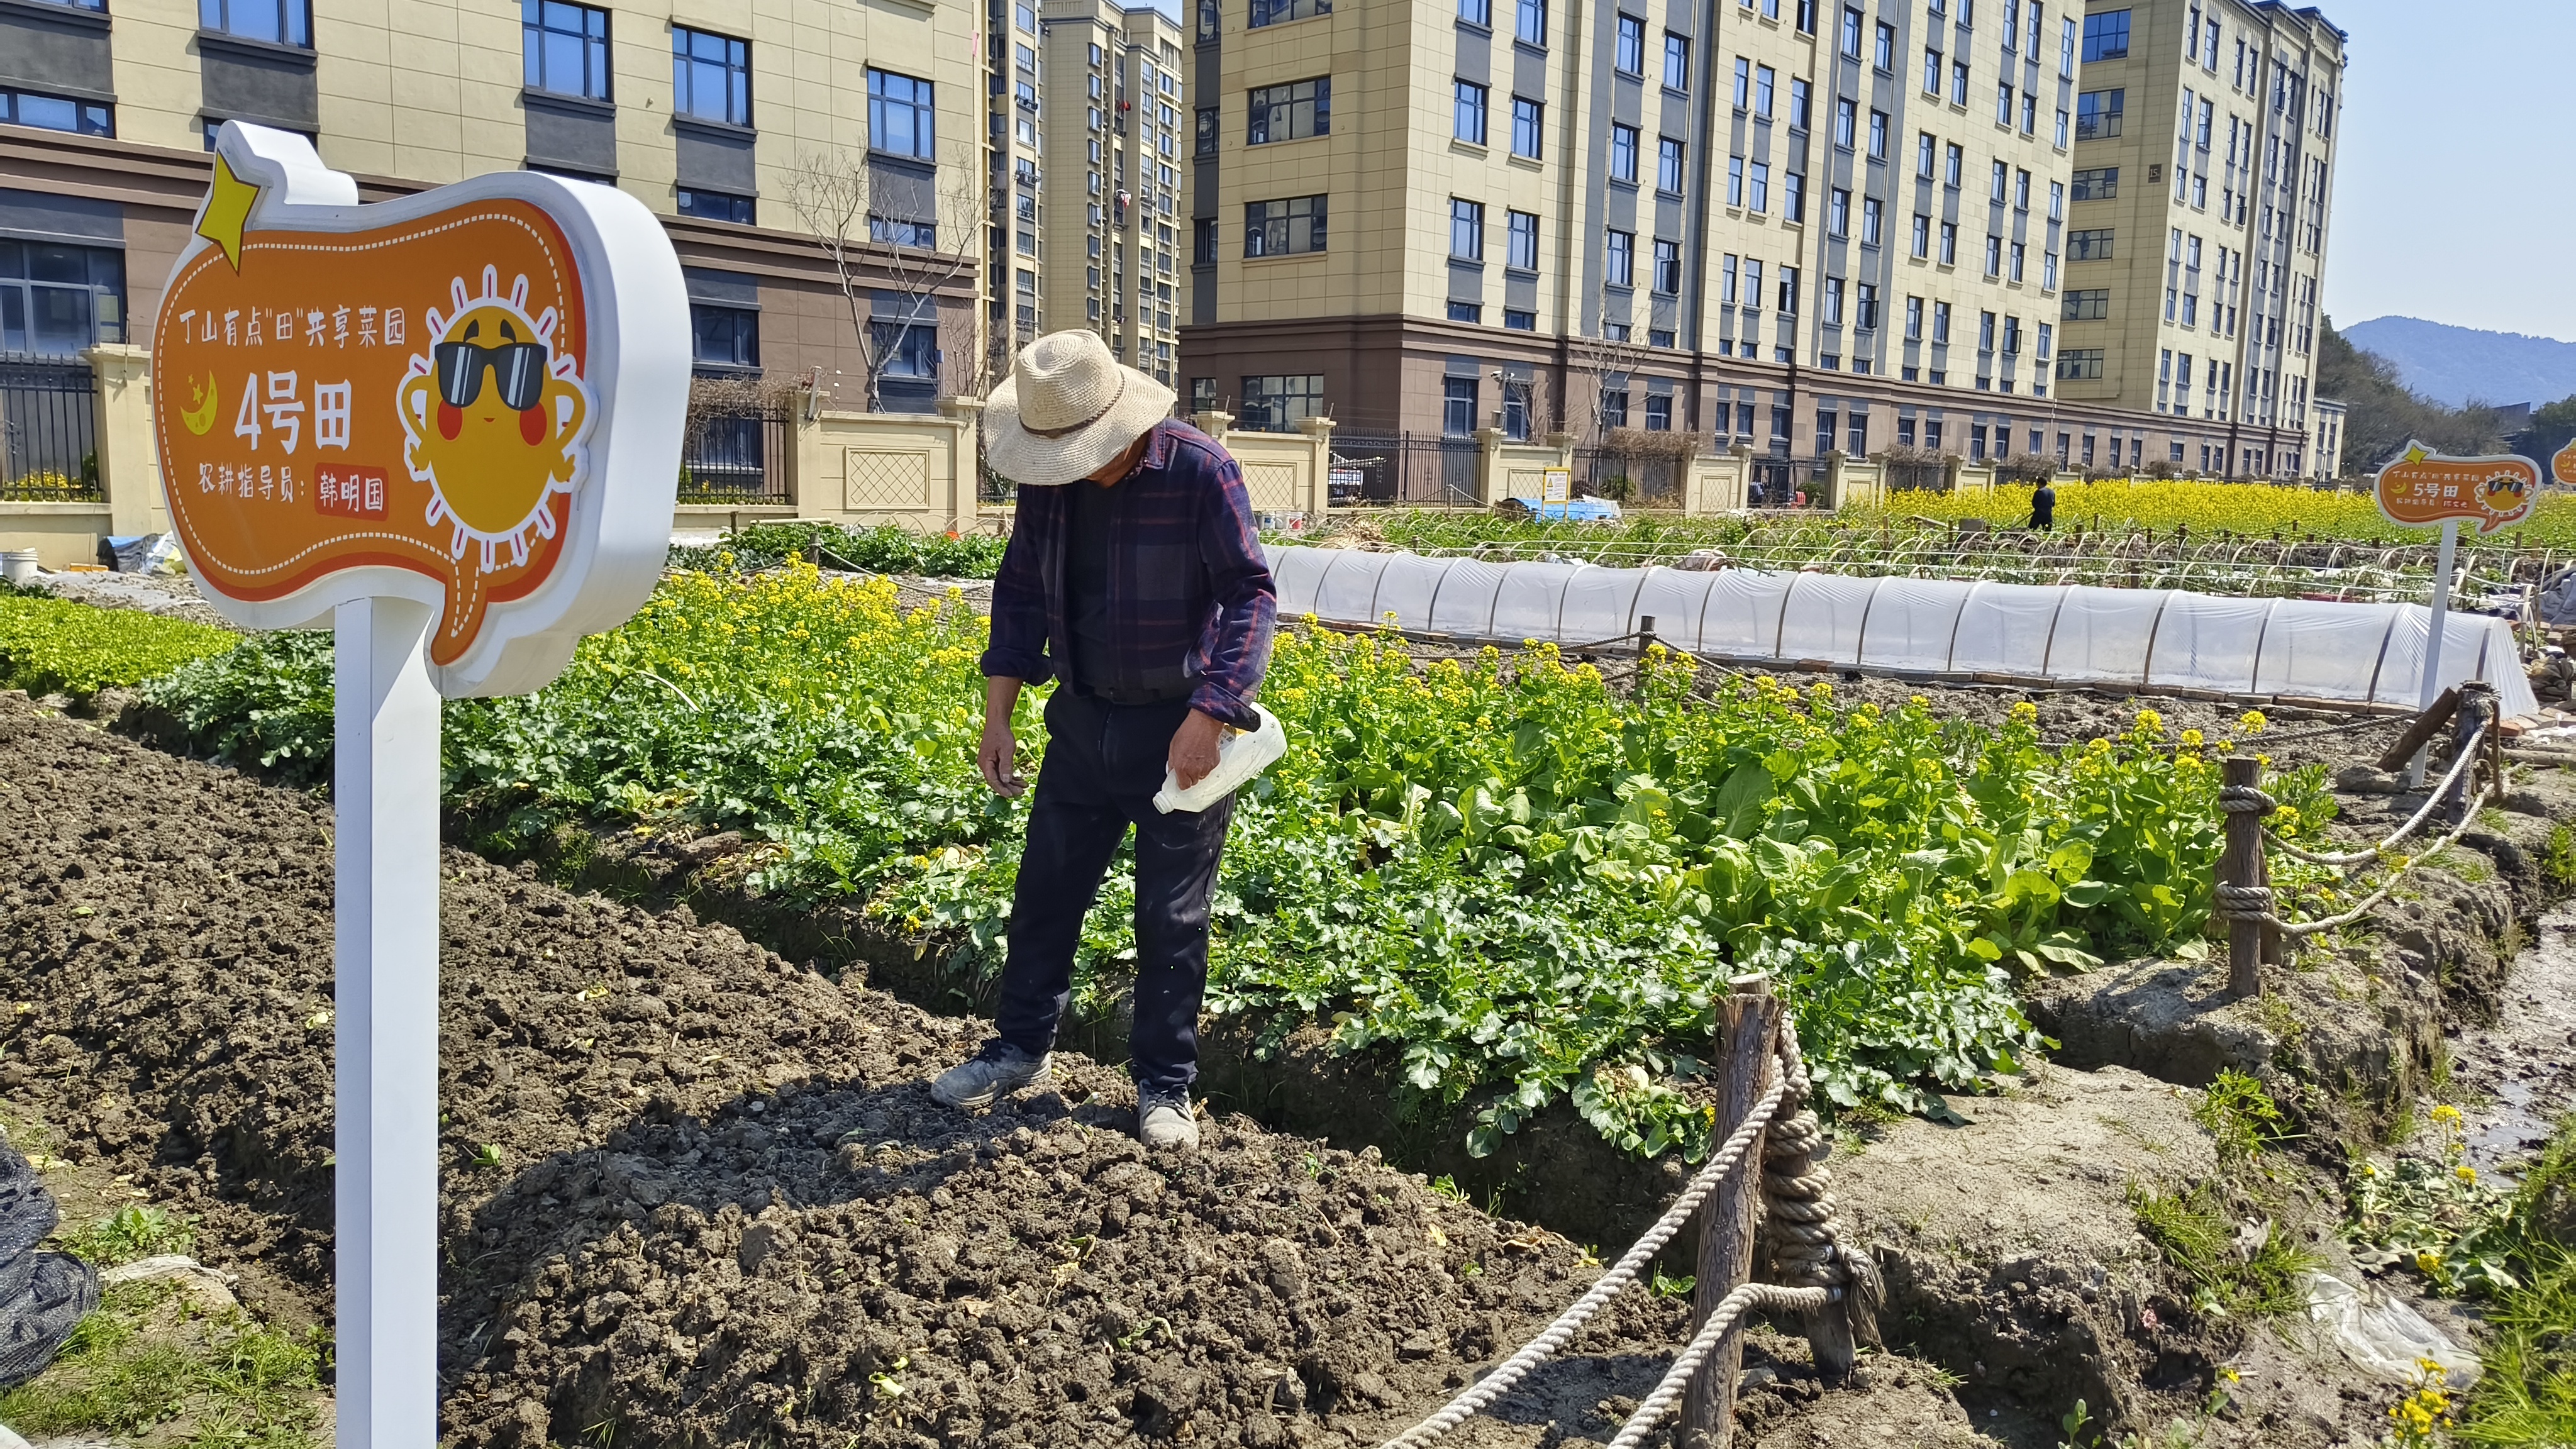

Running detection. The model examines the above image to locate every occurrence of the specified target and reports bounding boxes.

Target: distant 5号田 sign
[2373,441,2539,536]
[153,123,688,696]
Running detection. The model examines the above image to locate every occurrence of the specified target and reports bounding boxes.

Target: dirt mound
[12,696,2002,1448]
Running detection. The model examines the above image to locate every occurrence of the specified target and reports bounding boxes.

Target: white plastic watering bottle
[1153,704,1287,813]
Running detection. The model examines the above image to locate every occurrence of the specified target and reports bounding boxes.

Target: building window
[1931,301,1950,343]
[1599,386,1628,428]
[1867,109,1887,158]
[0,242,125,354]
[1838,5,1861,58]
[2070,166,2118,199]
[1652,238,1680,294]
[1240,373,1324,430]
[868,68,935,158]
[2063,289,2109,320]
[1,89,112,138]
[1821,275,1843,325]
[1249,0,1329,26]
[1196,106,1219,154]
[1777,264,1798,314]
[1909,213,1929,257]
[1459,0,1491,25]
[1857,282,1878,330]
[1506,209,1538,270]
[1604,228,1633,286]
[2081,9,2129,61]
[1510,96,1543,157]
[1515,0,1545,45]
[1504,308,1536,330]
[203,0,311,47]
[1826,187,1848,237]
[1781,170,1802,221]
[2057,348,2104,379]
[1860,196,1881,245]
[2068,226,2112,260]
[689,303,758,371]
[1944,143,1962,187]
[1923,47,1941,95]
[671,27,750,126]
[1833,97,1855,149]
[2077,89,2124,140]
[1663,32,1689,90]
[523,0,609,99]
[1615,14,1645,74]
[1244,194,1327,255]
[677,188,755,224]
[1248,77,1330,143]
[1447,301,1483,323]
[1193,219,1218,263]
[1657,136,1685,192]
[1443,377,1479,435]
[1454,80,1487,142]
[1938,221,1957,264]
[1609,123,1638,182]
[1450,198,1484,259]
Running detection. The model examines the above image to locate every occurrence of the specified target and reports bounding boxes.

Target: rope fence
[1379,979,1880,1449]
[2212,680,2507,994]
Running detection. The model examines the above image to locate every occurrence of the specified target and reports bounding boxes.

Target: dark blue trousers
[991,689,1237,1092]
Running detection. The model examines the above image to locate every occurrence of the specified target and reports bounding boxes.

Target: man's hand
[980,677,1027,797]
[1169,709,1226,791]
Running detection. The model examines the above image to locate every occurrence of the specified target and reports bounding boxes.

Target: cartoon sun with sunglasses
[397,265,591,575]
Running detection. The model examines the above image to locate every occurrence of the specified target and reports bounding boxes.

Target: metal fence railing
[1330,433,1482,508]
[1573,447,1683,504]
[0,354,98,501]
[677,411,789,505]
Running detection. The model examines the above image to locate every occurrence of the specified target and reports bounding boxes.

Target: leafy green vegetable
[0,596,236,701]
[133,567,2332,1159]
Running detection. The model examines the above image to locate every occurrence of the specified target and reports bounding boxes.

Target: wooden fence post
[2221,756,2265,998]
[1680,974,1780,1449]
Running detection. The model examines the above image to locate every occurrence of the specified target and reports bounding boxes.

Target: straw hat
[982,330,1177,486]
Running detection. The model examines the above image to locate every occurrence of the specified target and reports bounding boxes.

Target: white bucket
[0,550,37,586]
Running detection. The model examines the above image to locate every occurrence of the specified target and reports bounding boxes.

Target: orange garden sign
[155,123,687,1447]
[157,124,686,694]
[2373,441,2541,536]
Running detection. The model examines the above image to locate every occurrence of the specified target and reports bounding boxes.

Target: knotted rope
[2215,721,2497,940]
[1379,1016,1875,1449]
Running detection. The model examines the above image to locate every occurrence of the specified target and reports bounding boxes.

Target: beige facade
[0,0,989,409]
[1038,0,1185,384]
[1178,0,2335,493]
[2058,0,2343,477]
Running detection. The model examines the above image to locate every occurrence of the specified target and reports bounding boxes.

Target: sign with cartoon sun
[2373,440,2541,536]
[153,123,687,696]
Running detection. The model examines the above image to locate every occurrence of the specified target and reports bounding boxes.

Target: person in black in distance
[2029,478,2057,531]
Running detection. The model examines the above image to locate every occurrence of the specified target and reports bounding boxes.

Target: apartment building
[1036,0,1185,386]
[1179,0,2338,482]
[993,0,1046,370]
[2056,0,2343,476]
[0,0,985,414]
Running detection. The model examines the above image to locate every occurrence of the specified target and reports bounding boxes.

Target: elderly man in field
[926,330,1277,1152]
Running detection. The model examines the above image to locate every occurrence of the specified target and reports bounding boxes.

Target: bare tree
[1563,284,1652,450]
[782,149,985,411]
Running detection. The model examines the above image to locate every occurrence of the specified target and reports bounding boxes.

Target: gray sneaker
[1138,1085,1199,1152]
[930,1043,1053,1111]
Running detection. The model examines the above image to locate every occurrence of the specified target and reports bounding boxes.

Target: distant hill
[2340,316,2576,410]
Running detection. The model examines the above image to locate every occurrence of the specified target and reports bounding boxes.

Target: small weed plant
[58,1204,196,1267]
[2129,1181,2318,1322]
[2344,1104,2522,1297]
[2192,1070,2291,1172]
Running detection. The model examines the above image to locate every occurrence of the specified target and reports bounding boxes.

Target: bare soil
[2,694,2019,1448]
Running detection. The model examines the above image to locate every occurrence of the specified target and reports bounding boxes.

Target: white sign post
[155,122,688,1443]
[2406,518,2460,787]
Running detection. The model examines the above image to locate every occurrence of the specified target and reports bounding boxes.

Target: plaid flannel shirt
[980,421,1277,729]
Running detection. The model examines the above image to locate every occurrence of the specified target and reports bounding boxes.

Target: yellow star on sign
[195,153,258,270]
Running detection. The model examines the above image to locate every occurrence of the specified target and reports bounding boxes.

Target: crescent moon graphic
[180,374,220,436]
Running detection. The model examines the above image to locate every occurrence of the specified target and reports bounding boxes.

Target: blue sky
[1143,0,2564,340]
[2318,1,2575,341]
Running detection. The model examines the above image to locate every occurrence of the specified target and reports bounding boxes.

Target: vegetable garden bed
[121,566,2346,1178]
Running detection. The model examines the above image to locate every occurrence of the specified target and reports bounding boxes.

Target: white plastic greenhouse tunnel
[1265,544,2543,719]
